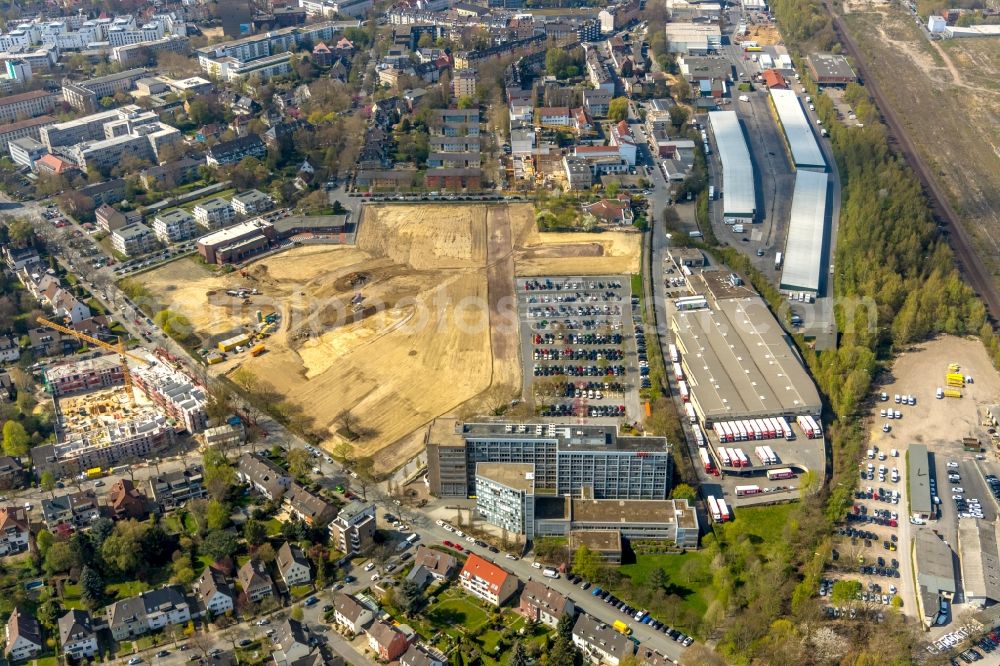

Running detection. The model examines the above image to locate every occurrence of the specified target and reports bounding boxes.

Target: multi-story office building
[0,115,53,155]
[8,137,46,170]
[0,89,55,123]
[201,51,294,84]
[111,222,157,257]
[113,35,190,67]
[299,0,373,17]
[193,197,235,229]
[40,105,155,150]
[72,122,181,172]
[62,68,147,112]
[152,209,198,243]
[475,463,535,537]
[427,419,672,500]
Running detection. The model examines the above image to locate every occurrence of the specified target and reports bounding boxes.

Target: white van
[542,568,560,579]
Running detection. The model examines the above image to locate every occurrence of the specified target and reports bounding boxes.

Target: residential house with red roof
[0,507,29,556]
[458,554,518,607]
[366,620,415,661]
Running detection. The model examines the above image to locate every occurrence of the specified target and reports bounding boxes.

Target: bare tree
[187,626,216,658]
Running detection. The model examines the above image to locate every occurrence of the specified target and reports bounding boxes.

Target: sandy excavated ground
[142,204,639,470]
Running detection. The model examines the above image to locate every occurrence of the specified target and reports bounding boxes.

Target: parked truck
[613,621,632,636]
[707,496,722,522]
[699,447,714,473]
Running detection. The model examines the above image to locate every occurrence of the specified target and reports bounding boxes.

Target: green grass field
[61,583,84,610]
[426,597,489,635]
[107,580,151,600]
[617,503,796,635]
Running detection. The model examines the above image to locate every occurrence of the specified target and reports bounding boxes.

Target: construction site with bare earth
[140,203,641,470]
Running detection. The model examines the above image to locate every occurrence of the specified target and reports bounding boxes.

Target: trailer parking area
[868,335,1000,628]
[516,276,643,424]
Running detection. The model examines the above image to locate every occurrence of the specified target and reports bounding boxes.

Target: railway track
[822,1,1000,323]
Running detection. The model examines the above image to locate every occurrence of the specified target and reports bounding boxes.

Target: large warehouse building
[779,170,829,293]
[770,89,826,171]
[669,292,822,424]
[958,518,1000,608]
[707,111,756,221]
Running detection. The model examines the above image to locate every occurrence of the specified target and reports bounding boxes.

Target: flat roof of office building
[806,53,856,82]
[780,170,829,293]
[770,89,826,170]
[427,418,667,452]
[571,498,698,529]
[670,296,822,420]
[475,463,535,492]
[707,111,755,219]
[569,530,622,553]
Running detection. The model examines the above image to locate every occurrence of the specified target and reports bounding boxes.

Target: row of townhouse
[16,266,91,324]
[35,473,198,534]
[235,453,341,528]
[332,592,443,664]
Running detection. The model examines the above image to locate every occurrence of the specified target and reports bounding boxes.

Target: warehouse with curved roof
[780,170,829,293]
[708,111,756,221]
[770,89,826,171]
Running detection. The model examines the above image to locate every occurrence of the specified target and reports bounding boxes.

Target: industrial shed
[707,111,755,221]
[915,530,956,622]
[779,170,829,293]
[806,53,857,85]
[958,518,1000,607]
[770,89,826,171]
[908,444,932,521]
[669,296,822,423]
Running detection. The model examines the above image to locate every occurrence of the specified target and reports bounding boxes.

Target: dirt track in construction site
[141,204,640,470]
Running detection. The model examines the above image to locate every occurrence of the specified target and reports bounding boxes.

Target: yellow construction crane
[36,316,149,407]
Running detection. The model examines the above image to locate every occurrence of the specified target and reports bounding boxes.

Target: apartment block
[459,554,517,607]
[452,68,476,98]
[231,189,273,216]
[44,354,125,396]
[193,197,234,229]
[129,360,207,434]
[148,465,207,510]
[329,501,376,555]
[112,222,158,257]
[205,134,266,167]
[153,209,198,243]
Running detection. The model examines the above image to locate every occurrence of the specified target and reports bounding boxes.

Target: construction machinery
[36,316,149,407]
